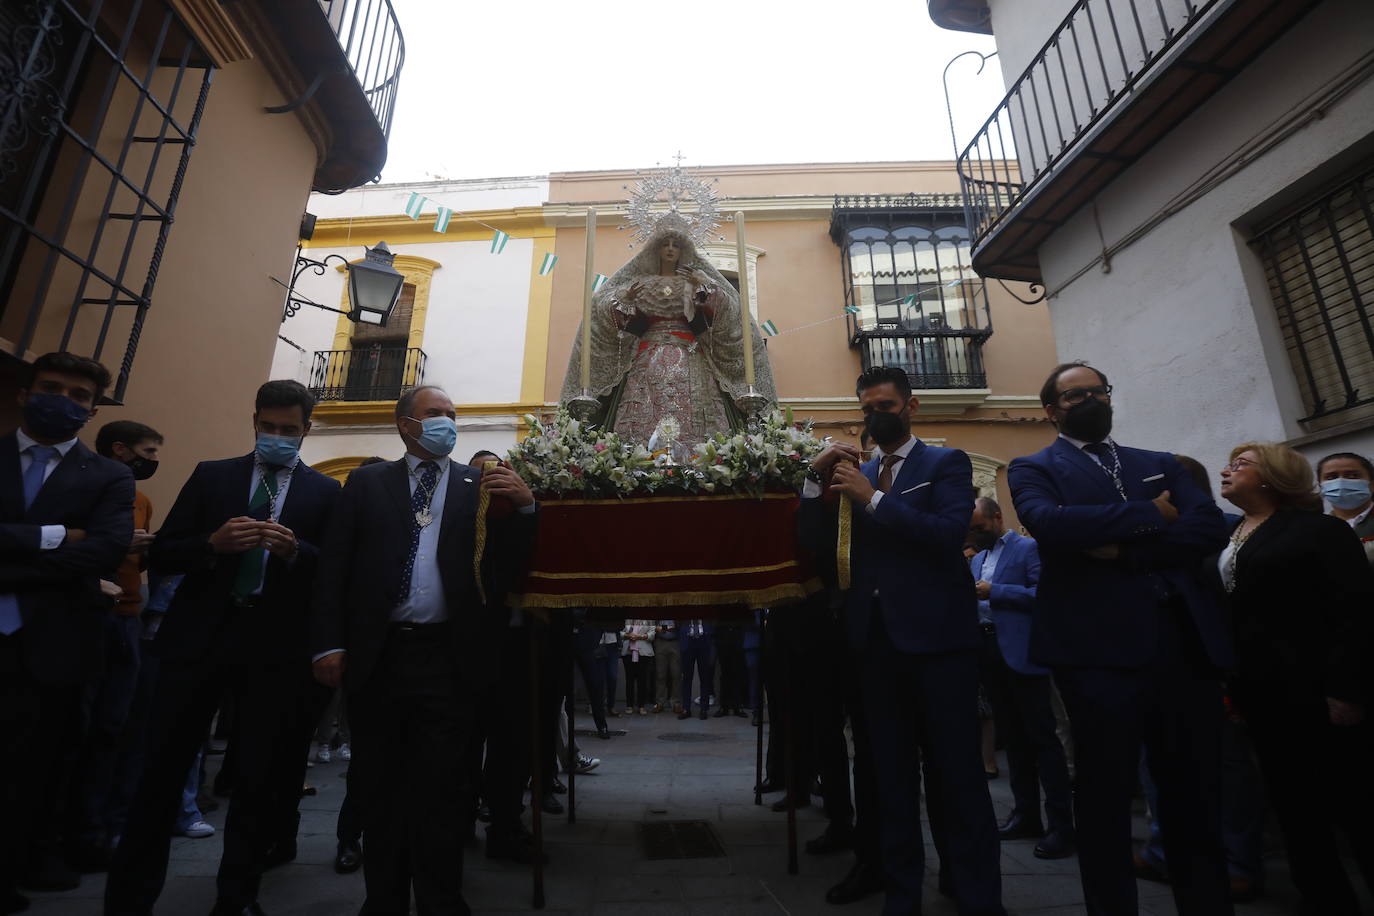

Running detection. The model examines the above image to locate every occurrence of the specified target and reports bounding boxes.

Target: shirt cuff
[312,649,345,663]
[517,502,537,515]
[40,525,66,550]
[867,491,884,512]
[801,480,823,499]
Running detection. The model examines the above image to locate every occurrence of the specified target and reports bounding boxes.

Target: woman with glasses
[1218,442,1374,915]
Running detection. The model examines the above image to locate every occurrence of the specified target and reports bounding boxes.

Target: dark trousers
[1242,690,1374,914]
[1053,601,1231,916]
[979,630,1072,832]
[714,626,746,710]
[764,611,811,792]
[69,614,143,850]
[861,608,1003,916]
[812,610,856,830]
[680,633,715,714]
[598,647,619,711]
[105,658,317,914]
[622,655,651,709]
[483,625,531,840]
[107,638,162,844]
[573,625,607,730]
[350,624,471,916]
[0,636,83,898]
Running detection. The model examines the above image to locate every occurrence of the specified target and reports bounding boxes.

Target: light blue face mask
[1321,477,1372,511]
[407,415,457,457]
[255,432,302,467]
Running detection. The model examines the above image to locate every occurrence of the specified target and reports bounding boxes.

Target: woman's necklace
[1230,513,1270,547]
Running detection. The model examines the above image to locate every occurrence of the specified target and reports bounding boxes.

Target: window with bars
[1253,163,1374,429]
[0,1,213,402]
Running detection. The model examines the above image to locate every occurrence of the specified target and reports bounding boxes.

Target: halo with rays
[622,158,723,247]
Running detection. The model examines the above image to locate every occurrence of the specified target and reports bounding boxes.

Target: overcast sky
[378,0,1004,182]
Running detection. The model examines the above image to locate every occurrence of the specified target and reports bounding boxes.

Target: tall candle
[735,211,755,387]
[581,207,596,390]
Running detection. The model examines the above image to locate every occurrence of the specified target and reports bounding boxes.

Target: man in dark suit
[105,380,339,916]
[311,385,536,916]
[801,366,1003,916]
[1008,362,1234,915]
[0,353,133,913]
[969,497,1074,859]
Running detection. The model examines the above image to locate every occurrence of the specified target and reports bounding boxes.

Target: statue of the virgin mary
[560,192,777,446]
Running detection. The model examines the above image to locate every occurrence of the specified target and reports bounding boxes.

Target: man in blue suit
[0,353,134,912]
[1008,362,1234,916]
[106,380,340,916]
[968,497,1074,860]
[802,366,1003,916]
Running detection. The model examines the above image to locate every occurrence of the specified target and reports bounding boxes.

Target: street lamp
[280,241,406,327]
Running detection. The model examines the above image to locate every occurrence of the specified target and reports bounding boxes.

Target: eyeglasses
[1057,385,1112,406]
[1225,458,1257,471]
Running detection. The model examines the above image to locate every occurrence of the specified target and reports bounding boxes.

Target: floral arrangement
[505,408,824,499]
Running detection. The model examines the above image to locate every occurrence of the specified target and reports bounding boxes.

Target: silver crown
[622,156,722,247]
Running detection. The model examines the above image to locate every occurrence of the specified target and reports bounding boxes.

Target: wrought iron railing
[850,320,990,390]
[833,193,966,211]
[309,345,424,401]
[957,0,1221,246]
[318,0,405,142]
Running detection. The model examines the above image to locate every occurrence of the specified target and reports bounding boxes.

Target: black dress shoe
[997,812,1045,841]
[733,708,748,718]
[334,838,363,874]
[770,795,810,812]
[551,777,567,795]
[597,727,611,739]
[804,827,853,855]
[1033,828,1076,860]
[712,707,728,718]
[65,842,112,874]
[754,780,781,793]
[677,710,691,720]
[540,791,564,815]
[698,707,708,720]
[825,861,884,905]
[486,830,549,865]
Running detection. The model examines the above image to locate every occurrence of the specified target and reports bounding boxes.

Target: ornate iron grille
[1253,163,1374,426]
[0,0,213,402]
[309,344,425,402]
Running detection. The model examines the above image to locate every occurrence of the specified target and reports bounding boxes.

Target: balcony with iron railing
[956,0,1318,281]
[309,345,425,402]
[847,288,992,389]
[233,0,405,191]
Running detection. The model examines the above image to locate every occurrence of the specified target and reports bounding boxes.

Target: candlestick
[735,211,755,387]
[581,207,596,390]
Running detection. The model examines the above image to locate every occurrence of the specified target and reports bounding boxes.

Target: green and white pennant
[760,319,779,337]
[433,207,452,233]
[538,253,558,276]
[404,192,426,219]
[592,273,610,292]
[843,305,861,314]
[490,230,511,254]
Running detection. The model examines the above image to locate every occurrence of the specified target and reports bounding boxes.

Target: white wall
[1025,0,1374,497]
[308,177,548,219]
[299,419,522,467]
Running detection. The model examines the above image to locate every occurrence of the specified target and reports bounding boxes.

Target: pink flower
[594,443,607,452]
[666,469,675,477]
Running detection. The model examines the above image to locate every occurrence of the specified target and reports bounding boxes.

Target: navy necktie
[398,461,438,602]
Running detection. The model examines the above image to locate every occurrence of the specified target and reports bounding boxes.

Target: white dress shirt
[16,428,76,549]
[975,531,1010,624]
[245,456,298,597]
[392,453,451,624]
[801,435,918,509]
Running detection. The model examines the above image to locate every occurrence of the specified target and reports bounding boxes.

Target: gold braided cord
[472,460,496,604]
[538,492,799,507]
[510,580,821,610]
[527,560,799,580]
[837,494,853,591]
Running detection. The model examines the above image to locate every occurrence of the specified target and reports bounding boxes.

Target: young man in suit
[0,352,134,914]
[968,497,1075,860]
[1008,362,1234,916]
[311,385,537,916]
[801,366,1004,916]
[105,380,340,916]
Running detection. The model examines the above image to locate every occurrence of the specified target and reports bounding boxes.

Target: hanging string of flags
[759,289,956,340]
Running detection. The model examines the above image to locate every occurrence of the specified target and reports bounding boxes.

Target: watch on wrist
[805,466,825,485]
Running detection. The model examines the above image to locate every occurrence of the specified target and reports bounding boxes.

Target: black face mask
[864,410,908,449]
[125,455,158,481]
[1058,398,1113,442]
[972,529,999,552]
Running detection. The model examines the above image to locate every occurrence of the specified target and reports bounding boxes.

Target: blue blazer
[972,529,1045,676]
[150,454,340,665]
[1008,438,1234,670]
[801,440,979,655]
[0,433,134,685]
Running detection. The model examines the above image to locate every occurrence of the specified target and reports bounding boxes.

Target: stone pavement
[29,708,1307,915]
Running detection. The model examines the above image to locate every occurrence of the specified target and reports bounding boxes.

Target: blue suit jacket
[972,529,1045,676]
[1008,437,1234,669]
[801,440,979,655]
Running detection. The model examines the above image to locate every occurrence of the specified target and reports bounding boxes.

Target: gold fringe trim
[510,579,821,610]
[472,460,496,604]
[527,560,799,580]
[539,492,799,507]
[837,494,852,591]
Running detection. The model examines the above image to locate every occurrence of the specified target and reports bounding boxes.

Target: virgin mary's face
[659,238,681,264]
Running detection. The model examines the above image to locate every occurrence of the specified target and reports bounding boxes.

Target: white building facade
[931,0,1374,489]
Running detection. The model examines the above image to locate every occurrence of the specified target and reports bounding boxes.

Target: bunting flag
[592,273,611,292]
[404,192,426,219]
[433,207,452,233]
[490,230,511,254]
[760,319,779,337]
[843,305,861,314]
[901,293,917,307]
[538,253,558,276]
